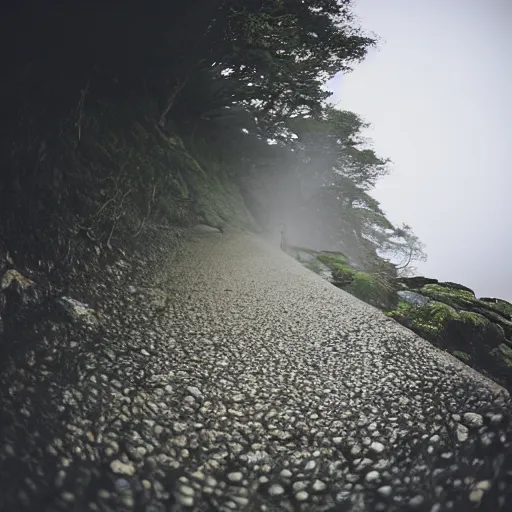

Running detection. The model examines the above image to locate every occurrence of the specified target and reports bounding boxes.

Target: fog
[327,0,512,300]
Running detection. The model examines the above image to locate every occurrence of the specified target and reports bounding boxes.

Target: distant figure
[280,224,288,253]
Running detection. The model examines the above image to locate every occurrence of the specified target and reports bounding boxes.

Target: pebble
[370,441,385,453]
[409,495,425,507]
[365,471,380,483]
[280,469,292,478]
[463,412,483,428]
[296,490,308,501]
[377,486,392,497]
[269,484,285,496]
[180,485,194,497]
[475,480,491,490]
[227,472,243,483]
[469,489,484,503]
[180,495,194,507]
[312,480,327,492]
[187,386,203,401]
[110,460,135,476]
[292,481,307,492]
[61,492,75,502]
[489,413,503,425]
[456,424,469,442]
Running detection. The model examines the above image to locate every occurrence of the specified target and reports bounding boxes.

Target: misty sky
[328,0,511,301]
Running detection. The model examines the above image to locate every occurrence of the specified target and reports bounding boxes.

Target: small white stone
[469,489,484,503]
[205,476,217,487]
[61,492,75,502]
[110,460,135,476]
[140,349,150,356]
[333,437,343,445]
[370,441,385,453]
[280,469,292,478]
[296,490,308,501]
[409,495,424,507]
[269,484,285,496]
[351,445,362,456]
[489,413,503,425]
[180,495,194,507]
[429,435,441,443]
[232,496,249,506]
[365,471,380,483]
[180,485,194,497]
[173,422,187,433]
[475,480,491,491]
[312,480,326,492]
[227,472,243,483]
[305,460,316,471]
[456,424,469,442]
[377,486,392,497]
[463,413,483,428]
[187,386,203,400]
[293,481,307,492]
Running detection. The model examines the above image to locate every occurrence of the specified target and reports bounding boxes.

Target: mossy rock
[439,282,475,296]
[317,253,348,268]
[480,298,512,319]
[332,265,357,285]
[387,299,511,389]
[420,284,479,310]
[315,253,357,286]
[452,350,471,363]
[344,272,398,310]
[396,276,439,289]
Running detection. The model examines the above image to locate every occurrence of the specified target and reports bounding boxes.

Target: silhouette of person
[280,224,288,252]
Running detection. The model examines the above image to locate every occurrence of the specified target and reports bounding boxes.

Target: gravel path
[1,230,511,511]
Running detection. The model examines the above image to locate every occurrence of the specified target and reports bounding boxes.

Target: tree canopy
[0,0,426,275]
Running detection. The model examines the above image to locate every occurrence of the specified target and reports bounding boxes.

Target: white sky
[328,0,512,301]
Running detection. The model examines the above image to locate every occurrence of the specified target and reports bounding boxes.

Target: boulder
[480,298,512,321]
[396,276,438,289]
[439,282,475,296]
[397,290,430,307]
[387,299,512,389]
[57,297,98,326]
[1,269,41,309]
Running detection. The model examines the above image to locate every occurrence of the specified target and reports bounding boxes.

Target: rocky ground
[0,229,511,511]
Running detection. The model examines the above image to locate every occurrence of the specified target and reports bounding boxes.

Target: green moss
[490,344,512,368]
[332,265,357,282]
[386,300,460,335]
[421,284,477,307]
[317,253,348,268]
[453,350,471,362]
[459,311,489,327]
[481,299,512,319]
[316,253,356,283]
[498,344,512,366]
[304,259,323,275]
[344,271,397,310]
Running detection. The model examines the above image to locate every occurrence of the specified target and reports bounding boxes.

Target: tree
[380,224,427,275]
